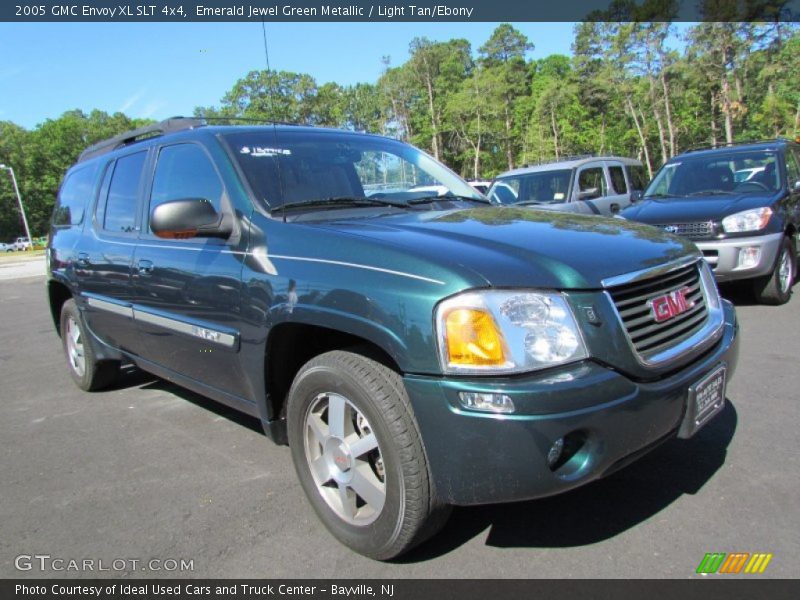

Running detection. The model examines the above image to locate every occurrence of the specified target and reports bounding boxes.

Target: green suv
[47,119,739,559]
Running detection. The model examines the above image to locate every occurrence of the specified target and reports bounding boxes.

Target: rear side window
[608,166,628,194]
[578,167,608,196]
[628,165,648,191]
[53,164,99,226]
[101,151,147,233]
[150,143,224,217]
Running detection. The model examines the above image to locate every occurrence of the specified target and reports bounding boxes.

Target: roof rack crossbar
[78,117,206,162]
[525,153,625,167]
[685,138,790,153]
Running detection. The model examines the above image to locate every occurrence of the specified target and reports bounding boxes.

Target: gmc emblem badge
[649,287,694,323]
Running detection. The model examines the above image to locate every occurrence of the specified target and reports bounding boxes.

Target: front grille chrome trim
[604,258,725,369]
[601,255,700,289]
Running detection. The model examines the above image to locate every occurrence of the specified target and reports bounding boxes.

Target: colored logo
[696,552,773,574]
[650,287,694,323]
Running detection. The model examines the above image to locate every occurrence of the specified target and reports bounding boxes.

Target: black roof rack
[684,138,791,153]
[78,117,206,162]
[525,154,630,167]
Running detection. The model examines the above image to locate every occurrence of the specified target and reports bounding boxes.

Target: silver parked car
[488,156,648,216]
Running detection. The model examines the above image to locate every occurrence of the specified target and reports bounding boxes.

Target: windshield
[223,129,483,210]
[488,169,572,205]
[645,150,780,197]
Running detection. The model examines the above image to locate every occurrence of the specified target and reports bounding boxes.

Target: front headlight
[435,290,588,375]
[721,207,772,233]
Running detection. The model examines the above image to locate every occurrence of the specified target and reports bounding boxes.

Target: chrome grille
[606,262,709,361]
[661,222,713,239]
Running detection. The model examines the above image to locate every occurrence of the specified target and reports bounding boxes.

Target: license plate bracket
[677,364,727,439]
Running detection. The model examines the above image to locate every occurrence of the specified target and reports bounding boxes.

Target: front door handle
[610,203,621,214]
[137,259,154,275]
[76,252,90,267]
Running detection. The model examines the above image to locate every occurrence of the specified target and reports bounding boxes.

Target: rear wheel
[60,299,120,391]
[753,236,796,305]
[287,350,449,560]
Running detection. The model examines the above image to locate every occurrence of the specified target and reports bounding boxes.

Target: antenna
[260,19,287,222]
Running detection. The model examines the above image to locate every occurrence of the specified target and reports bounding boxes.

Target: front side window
[53,163,99,226]
[150,144,224,218]
[102,151,147,233]
[578,167,608,196]
[785,149,800,186]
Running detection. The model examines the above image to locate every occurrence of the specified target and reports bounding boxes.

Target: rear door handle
[137,259,154,275]
[610,203,621,214]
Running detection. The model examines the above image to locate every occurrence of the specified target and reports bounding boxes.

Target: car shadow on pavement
[719,283,758,306]
[111,366,265,435]
[398,400,738,562]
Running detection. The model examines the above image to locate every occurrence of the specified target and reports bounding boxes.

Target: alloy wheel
[303,392,386,526]
[65,316,86,378]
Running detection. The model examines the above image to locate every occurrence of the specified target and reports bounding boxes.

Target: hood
[621,192,777,224]
[308,207,698,290]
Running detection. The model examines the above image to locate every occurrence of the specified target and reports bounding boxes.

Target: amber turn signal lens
[444,308,508,366]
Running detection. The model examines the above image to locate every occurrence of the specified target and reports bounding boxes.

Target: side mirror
[151,198,231,239]
[578,187,600,200]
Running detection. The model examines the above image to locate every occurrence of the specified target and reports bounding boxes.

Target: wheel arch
[48,279,73,337]
[262,322,403,445]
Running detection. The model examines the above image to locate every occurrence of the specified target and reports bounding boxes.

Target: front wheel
[287,350,449,560]
[753,236,796,305]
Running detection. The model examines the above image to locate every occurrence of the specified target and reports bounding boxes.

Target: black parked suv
[622,139,800,305]
[47,118,738,559]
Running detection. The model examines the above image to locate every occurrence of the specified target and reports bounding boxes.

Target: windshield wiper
[643,193,683,199]
[514,200,550,206]
[272,196,407,213]
[407,193,490,205]
[686,190,737,196]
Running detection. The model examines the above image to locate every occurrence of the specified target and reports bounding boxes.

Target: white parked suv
[12,237,32,251]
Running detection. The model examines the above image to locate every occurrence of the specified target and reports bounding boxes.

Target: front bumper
[695,232,782,282]
[404,300,739,506]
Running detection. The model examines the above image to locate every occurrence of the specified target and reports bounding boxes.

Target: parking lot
[1,266,798,579]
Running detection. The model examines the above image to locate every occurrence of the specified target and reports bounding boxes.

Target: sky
[0,21,693,130]
[0,22,582,128]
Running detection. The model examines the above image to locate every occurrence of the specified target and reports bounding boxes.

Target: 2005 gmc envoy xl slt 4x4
[47,118,739,559]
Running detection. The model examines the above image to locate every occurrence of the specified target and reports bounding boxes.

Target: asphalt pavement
[1,272,797,578]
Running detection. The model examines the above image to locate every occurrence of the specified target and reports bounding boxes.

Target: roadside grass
[0,249,46,263]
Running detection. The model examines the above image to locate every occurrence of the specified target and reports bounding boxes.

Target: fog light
[547,437,565,468]
[458,392,514,414]
[737,246,761,269]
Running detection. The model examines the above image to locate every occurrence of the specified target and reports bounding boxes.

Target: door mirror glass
[150,198,230,239]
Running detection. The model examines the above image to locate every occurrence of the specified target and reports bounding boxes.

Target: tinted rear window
[628,165,648,191]
[53,164,100,226]
[608,166,628,194]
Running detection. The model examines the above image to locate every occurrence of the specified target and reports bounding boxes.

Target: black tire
[59,299,120,391]
[753,236,796,305]
[287,350,450,560]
